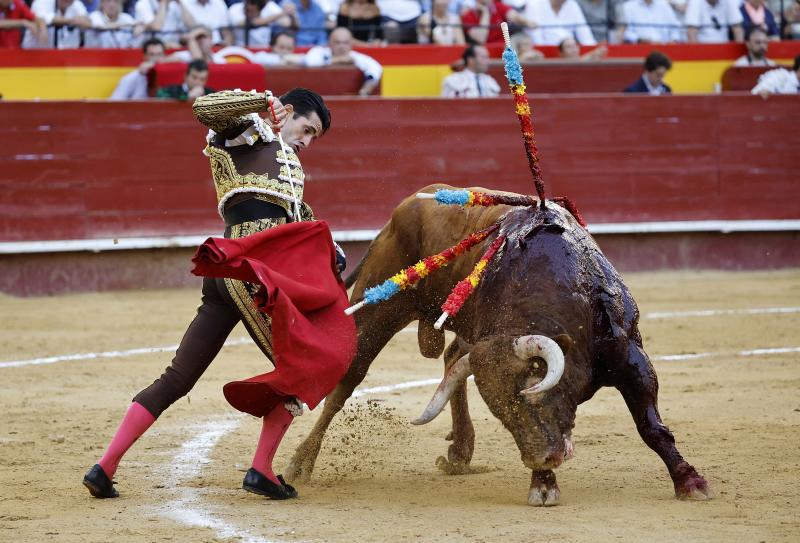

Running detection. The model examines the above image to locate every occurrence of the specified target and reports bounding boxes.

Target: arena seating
[152,62,268,95]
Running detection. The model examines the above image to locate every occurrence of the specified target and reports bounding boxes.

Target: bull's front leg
[436,338,475,475]
[613,341,712,500]
[528,470,560,506]
[285,308,412,483]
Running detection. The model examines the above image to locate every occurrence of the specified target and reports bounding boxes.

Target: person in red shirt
[461,0,537,44]
[0,0,46,48]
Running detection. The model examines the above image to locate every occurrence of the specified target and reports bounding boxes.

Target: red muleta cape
[191,220,357,417]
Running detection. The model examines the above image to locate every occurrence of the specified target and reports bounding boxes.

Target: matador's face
[281,110,323,154]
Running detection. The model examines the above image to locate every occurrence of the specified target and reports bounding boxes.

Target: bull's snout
[523,435,574,470]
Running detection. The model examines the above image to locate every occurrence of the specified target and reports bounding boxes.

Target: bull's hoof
[284,457,313,483]
[527,486,559,507]
[528,470,560,506]
[672,462,714,501]
[435,455,472,475]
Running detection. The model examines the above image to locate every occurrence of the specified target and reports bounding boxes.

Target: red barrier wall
[1,94,797,245]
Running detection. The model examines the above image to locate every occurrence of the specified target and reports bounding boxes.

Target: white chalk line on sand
[161,375,452,542]
[4,306,799,369]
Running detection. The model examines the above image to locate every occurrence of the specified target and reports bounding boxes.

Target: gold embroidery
[193,90,268,136]
[205,145,305,212]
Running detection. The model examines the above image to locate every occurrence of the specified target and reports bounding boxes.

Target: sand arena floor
[0,270,799,543]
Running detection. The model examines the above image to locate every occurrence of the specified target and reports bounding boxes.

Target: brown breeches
[133,277,243,418]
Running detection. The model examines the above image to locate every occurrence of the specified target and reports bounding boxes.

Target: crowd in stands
[2,0,799,51]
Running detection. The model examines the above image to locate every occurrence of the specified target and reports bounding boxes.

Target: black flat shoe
[83,464,119,498]
[243,468,297,499]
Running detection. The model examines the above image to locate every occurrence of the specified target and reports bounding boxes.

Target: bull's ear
[552,334,573,356]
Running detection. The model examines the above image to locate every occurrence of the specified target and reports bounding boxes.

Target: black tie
[475,74,483,97]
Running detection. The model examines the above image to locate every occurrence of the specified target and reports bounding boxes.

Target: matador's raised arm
[192,90,273,140]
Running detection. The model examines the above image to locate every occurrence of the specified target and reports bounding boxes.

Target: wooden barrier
[1,94,798,293]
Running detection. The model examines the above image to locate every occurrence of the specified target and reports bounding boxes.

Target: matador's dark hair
[280,87,331,134]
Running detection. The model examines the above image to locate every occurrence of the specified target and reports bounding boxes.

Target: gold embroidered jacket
[192,90,313,221]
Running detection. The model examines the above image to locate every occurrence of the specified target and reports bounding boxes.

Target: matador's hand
[267,96,289,132]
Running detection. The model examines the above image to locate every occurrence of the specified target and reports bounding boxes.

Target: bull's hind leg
[436,338,475,475]
[612,340,712,500]
[285,307,411,483]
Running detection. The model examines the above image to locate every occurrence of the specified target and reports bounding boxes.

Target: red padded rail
[0,94,798,243]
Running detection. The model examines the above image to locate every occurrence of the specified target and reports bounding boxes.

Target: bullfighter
[83,87,355,501]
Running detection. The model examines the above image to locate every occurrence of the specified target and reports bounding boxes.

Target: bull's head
[412,333,576,471]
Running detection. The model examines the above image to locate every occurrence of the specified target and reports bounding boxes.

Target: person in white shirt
[733,26,775,66]
[110,37,165,99]
[525,0,597,45]
[252,30,305,66]
[229,0,290,47]
[85,0,144,48]
[417,0,466,45]
[377,0,423,42]
[685,0,743,42]
[134,0,196,48]
[441,44,501,98]
[751,55,800,97]
[621,0,683,43]
[23,0,90,49]
[304,27,383,96]
[183,0,232,45]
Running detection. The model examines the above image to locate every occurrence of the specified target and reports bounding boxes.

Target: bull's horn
[513,335,565,395]
[410,354,472,425]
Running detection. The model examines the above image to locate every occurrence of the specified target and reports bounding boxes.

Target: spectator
[441,44,501,97]
[733,27,775,66]
[462,0,536,45]
[417,0,465,45]
[229,0,290,46]
[170,25,228,62]
[576,0,623,43]
[338,0,383,43]
[525,0,597,45]
[85,0,144,48]
[24,0,91,48]
[110,37,165,99]
[685,0,743,42]
[304,27,383,96]
[377,0,423,43]
[252,29,305,65]
[183,0,232,45]
[156,58,214,102]
[739,0,779,40]
[284,0,328,46]
[751,54,800,97]
[510,31,544,61]
[0,0,46,47]
[559,35,608,59]
[134,0,196,48]
[620,0,683,43]
[623,50,672,94]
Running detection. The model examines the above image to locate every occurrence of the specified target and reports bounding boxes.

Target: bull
[286,185,712,505]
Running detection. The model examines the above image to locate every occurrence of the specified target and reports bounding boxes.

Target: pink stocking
[251,405,294,485]
[97,402,156,478]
